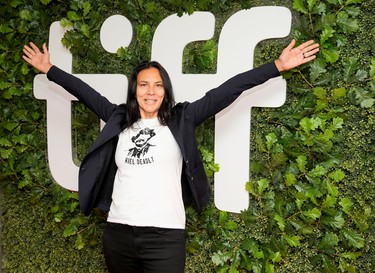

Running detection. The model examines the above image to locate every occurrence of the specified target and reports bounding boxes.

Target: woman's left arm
[185,39,320,125]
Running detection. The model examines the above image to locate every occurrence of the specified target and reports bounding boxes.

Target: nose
[147,85,156,94]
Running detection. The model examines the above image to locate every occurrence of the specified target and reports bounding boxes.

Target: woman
[23,39,319,273]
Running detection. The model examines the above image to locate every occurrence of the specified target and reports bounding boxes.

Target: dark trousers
[103,222,187,273]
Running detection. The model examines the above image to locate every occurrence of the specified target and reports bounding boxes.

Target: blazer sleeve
[185,61,281,125]
[46,66,117,122]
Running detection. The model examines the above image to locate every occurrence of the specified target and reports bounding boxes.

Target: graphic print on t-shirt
[125,127,155,165]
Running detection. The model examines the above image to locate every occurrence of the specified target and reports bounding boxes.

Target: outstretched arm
[22,42,53,74]
[22,42,117,121]
[274,39,319,72]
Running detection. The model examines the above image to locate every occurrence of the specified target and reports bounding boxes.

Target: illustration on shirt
[127,127,155,158]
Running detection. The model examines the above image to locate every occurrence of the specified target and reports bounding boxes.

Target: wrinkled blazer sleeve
[46,66,117,122]
[186,61,280,125]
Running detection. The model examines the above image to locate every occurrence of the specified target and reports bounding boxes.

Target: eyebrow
[138,80,163,84]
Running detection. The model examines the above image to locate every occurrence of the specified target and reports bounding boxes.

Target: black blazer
[47,62,280,216]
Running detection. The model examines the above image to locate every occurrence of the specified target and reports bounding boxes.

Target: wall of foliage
[0,0,374,272]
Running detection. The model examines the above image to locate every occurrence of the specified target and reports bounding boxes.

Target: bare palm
[275,39,320,72]
[22,42,53,74]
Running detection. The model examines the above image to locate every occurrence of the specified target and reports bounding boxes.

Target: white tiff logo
[33,7,291,213]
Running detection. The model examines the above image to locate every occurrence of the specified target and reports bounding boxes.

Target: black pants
[103,222,187,273]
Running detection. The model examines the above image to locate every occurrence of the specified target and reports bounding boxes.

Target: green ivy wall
[0,0,374,272]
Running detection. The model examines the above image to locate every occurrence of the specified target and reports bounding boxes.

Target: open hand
[22,42,53,74]
[275,39,320,72]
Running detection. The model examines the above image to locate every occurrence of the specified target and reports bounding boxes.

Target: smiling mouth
[144,99,157,103]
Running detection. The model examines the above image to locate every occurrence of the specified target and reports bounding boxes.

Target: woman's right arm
[23,42,116,122]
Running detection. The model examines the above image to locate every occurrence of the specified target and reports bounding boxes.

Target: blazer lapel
[86,105,126,155]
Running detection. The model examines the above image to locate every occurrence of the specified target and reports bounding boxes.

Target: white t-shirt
[107,117,185,229]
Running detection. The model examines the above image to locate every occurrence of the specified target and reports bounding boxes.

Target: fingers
[29,42,41,53]
[303,47,320,59]
[285,39,296,51]
[22,45,34,61]
[23,42,45,57]
[302,43,320,60]
[299,40,319,54]
[42,43,49,54]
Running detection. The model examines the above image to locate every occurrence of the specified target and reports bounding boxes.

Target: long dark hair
[124,61,175,129]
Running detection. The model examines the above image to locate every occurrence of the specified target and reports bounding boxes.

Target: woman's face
[136,67,165,119]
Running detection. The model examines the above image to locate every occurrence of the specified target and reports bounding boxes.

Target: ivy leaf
[326,180,339,196]
[54,212,64,223]
[265,133,277,151]
[296,155,307,172]
[322,212,345,229]
[270,251,282,263]
[320,26,335,45]
[340,252,362,260]
[319,231,339,249]
[265,263,275,273]
[349,86,375,108]
[329,117,344,131]
[80,23,90,37]
[212,251,230,266]
[0,138,12,147]
[242,239,264,259]
[342,228,365,249]
[321,48,339,64]
[0,80,12,90]
[343,57,358,82]
[300,117,322,134]
[245,181,257,197]
[257,178,269,195]
[67,11,81,21]
[328,169,345,182]
[310,59,327,82]
[19,9,32,21]
[283,235,300,247]
[332,87,346,100]
[313,87,327,99]
[360,98,375,108]
[10,0,23,8]
[1,148,13,159]
[60,18,73,27]
[82,2,91,17]
[285,173,297,187]
[303,207,321,220]
[75,234,85,250]
[353,69,367,82]
[0,23,12,34]
[307,0,318,12]
[117,47,132,61]
[308,165,326,178]
[322,195,337,208]
[21,62,29,75]
[337,14,359,33]
[339,198,353,214]
[293,0,308,14]
[219,210,228,224]
[274,213,286,231]
[224,220,237,231]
